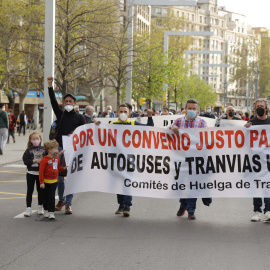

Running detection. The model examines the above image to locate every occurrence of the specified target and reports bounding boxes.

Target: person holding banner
[110,103,154,217]
[221,106,242,120]
[47,76,86,215]
[245,99,270,222]
[169,99,210,220]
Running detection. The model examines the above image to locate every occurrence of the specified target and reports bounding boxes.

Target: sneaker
[65,205,73,215]
[55,201,65,211]
[49,212,55,219]
[123,206,130,217]
[188,212,196,220]
[264,211,270,222]
[37,205,44,215]
[251,212,261,222]
[176,207,187,217]
[44,210,49,218]
[24,208,32,217]
[115,205,125,214]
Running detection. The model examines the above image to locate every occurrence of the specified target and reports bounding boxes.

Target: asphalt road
[1,162,270,270]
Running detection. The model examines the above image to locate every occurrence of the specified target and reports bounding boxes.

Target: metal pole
[125,2,134,104]
[223,77,226,107]
[247,82,250,113]
[256,62,259,100]
[43,0,55,142]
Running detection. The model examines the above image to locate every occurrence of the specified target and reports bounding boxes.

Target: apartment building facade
[152,0,261,113]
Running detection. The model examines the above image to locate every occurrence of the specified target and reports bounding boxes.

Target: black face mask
[228,111,234,117]
[256,107,265,117]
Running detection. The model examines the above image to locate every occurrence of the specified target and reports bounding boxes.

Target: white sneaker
[264,211,270,222]
[24,207,32,217]
[49,212,55,219]
[251,212,261,222]
[37,205,44,215]
[44,210,49,218]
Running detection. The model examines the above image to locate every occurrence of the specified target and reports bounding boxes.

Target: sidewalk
[0,128,44,165]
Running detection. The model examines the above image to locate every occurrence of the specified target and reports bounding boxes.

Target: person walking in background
[22,132,46,217]
[202,106,216,119]
[84,106,96,124]
[19,110,27,136]
[106,105,115,118]
[243,112,250,121]
[0,103,8,155]
[7,109,16,144]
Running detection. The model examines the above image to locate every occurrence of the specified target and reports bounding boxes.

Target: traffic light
[140,98,146,106]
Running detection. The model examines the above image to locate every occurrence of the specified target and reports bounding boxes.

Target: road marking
[14,210,37,218]
[0,192,37,200]
[0,170,25,175]
[0,192,33,196]
[3,164,25,168]
[0,180,25,183]
[1,197,25,200]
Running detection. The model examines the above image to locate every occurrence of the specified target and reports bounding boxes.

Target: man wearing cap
[47,76,85,214]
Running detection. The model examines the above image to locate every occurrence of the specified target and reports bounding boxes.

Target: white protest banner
[98,115,216,128]
[219,119,247,127]
[63,123,270,199]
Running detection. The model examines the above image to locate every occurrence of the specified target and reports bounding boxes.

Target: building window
[120,16,125,27]
[120,0,125,11]
[156,8,162,14]
[200,16,202,23]
[192,14,195,21]
[163,8,168,15]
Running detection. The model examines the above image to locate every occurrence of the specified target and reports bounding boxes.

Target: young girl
[22,132,45,217]
[39,140,67,219]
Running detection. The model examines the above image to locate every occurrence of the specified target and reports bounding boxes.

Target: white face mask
[119,113,128,121]
[64,105,74,112]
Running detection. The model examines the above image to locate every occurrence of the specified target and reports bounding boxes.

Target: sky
[218,0,270,29]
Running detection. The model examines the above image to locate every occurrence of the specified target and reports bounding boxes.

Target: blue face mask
[187,110,197,119]
[206,109,211,113]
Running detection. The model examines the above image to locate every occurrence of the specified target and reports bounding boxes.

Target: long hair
[27,132,42,149]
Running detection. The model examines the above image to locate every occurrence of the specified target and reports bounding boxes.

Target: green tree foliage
[259,35,270,98]
[54,0,119,103]
[228,40,260,98]
[0,0,44,110]
[132,9,191,107]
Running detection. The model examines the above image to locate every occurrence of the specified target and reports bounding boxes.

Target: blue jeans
[58,147,73,205]
[253,198,270,213]
[179,198,197,213]
[117,194,132,207]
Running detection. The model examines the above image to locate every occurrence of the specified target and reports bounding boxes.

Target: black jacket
[84,114,95,124]
[22,146,46,172]
[48,87,86,147]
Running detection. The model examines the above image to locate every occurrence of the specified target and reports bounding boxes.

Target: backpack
[49,113,64,140]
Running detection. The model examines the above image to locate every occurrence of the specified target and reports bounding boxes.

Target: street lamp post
[255,62,260,100]
[43,0,55,142]
[125,0,197,104]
